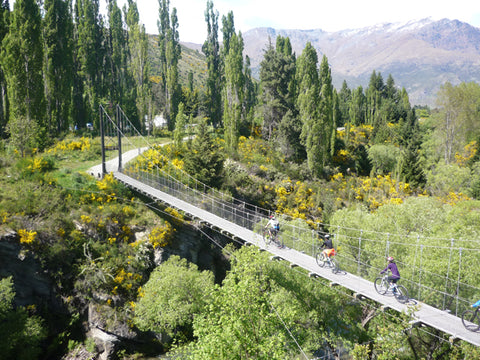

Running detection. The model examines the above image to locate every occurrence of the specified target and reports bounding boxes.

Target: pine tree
[2,0,45,151]
[259,36,296,140]
[202,0,222,127]
[43,0,74,134]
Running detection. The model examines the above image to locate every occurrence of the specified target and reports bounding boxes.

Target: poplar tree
[202,0,222,127]
[0,0,9,138]
[158,0,181,130]
[74,0,105,127]
[297,42,320,175]
[2,0,45,152]
[125,0,150,129]
[318,54,335,164]
[43,0,73,134]
[222,31,244,154]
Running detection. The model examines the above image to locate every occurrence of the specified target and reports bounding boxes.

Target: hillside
[243,18,480,107]
[180,18,480,107]
[148,35,207,90]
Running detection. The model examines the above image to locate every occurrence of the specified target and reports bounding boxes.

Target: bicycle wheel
[330,258,339,273]
[462,310,480,331]
[262,229,271,246]
[316,252,326,267]
[394,285,409,304]
[275,234,283,248]
[374,277,388,295]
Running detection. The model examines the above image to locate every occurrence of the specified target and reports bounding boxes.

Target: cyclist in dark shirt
[320,234,336,258]
[380,256,400,286]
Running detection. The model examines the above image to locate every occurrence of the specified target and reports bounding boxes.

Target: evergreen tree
[43,0,74,134]
[184,120,224,188]
[158,0,181,130]
[259,36,296,140]
[1,0,45,150]
[223,30,244,154]
[202,0,222,127]
[297,42,321,175]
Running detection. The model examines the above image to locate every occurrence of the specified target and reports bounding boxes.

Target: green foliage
[172,246,365,359]
[426,162,472,196]
[134,255,215,340]
[368,144,402,175]
[183,121,225,188]
[0,277,47,360]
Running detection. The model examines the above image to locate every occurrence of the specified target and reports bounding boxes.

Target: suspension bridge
[90,105,480,347]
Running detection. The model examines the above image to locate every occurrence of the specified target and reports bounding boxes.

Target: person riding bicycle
[320,234,336,258]
[265,215,280,239]
[380,256,400,290]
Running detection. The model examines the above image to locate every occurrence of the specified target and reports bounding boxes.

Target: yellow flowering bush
[148,223,173,248]
[18,229,37,244]
[47,137,91,154]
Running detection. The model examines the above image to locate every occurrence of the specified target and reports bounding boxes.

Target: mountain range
[242,18,480,107]
[183,18,480,107]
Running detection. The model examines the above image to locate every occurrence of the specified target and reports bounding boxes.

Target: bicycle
[374,274,409,304]
[262,228,283,248]
[315,251,339,274]
[461,303,480,332]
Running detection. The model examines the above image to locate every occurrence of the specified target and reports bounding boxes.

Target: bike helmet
[270,215,275,219]
[387,256,394,262]
[324,234,330,239]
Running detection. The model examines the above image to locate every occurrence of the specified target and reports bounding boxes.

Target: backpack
[273,220,280,231]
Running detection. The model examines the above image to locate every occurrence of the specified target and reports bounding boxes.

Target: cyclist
[265,215,280,239]
[380,256,400,291]
[320,234,336,258]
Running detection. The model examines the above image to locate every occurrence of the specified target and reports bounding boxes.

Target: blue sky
[11,0,480,44]
[128,0,480,43]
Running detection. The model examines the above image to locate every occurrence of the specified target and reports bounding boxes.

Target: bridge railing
[106,101,479,319]
[121,163,480,317]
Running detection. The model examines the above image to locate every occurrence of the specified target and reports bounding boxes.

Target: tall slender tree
[43,0,74,134]
[222,31,244,154]
[297,42,320,175]
[2,0,45,151]
[74,0,105,128]
[318,54,334,164]
[125,0,150,129]
[202,0,221,127]
[0,0,10,138]
[158,0,181,130]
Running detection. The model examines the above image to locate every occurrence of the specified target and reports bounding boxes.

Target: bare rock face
[0,228,54,308]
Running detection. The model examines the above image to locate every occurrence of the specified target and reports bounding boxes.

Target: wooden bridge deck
[113,170,480,347]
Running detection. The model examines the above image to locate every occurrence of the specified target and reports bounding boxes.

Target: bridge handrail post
[418,244,424,301]
[357,230,363,275]
[443,238,454,311]
[455,248,463,316]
